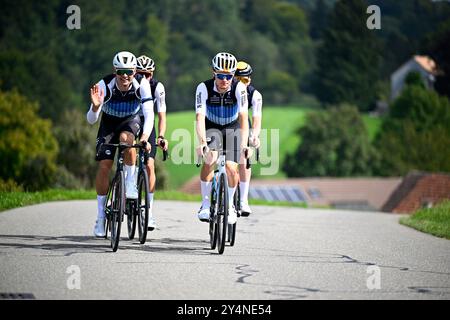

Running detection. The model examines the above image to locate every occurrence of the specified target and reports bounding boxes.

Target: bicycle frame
[102,142,147,251]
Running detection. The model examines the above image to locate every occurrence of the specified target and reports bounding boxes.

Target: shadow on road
[0,234,215,256]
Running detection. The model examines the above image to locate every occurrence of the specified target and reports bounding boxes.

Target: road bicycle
[227,147,257,246]
[197,141,251,254]
[126,139,169,241]
[102,142,149,252]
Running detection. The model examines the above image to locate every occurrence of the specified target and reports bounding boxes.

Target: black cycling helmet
[235,61,253,77]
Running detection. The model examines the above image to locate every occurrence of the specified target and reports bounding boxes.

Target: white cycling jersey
[195,79,248,126]
[139,79,166,114]
[250,89,262,118]
[87,75,154,136]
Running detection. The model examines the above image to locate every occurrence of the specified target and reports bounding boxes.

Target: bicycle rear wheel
[127,199,137,240]
[137,168,149,244]
[110,171,125,252]
[217,173,228,254]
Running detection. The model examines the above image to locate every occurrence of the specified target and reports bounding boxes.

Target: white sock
[147,192,154,217]
[125,165,136,183]
[201,180,212,208]
[97,195,106,220]
[240,181,250,204]
[228,186,236,207]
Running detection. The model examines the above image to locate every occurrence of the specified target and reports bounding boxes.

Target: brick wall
[393,174,450,213]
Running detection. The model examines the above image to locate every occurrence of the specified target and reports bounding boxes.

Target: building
[180,176,402,211]
[390,55,438,101]
[381,171,450,214]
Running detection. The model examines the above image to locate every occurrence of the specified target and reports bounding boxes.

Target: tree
[374,83,450,176]
[314,0,381,111]
[0,89,58,190]
[283,104,375,177]
[53,109,98,188]
[424,20,450,99]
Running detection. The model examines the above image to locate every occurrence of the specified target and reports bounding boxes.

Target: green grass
[0,189,312,212]
[362,115,383,142]
[163,106,311,189]
[0,189,204,212]
[399,200,450,239]
[0,189,96,212]
[162,106,382,189]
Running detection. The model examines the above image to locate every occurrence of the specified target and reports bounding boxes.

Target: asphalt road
[0,200,449,300]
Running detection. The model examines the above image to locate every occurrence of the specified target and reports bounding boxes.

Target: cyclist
[136,55,168,231]
[235,61,262,216]
[195,52,249,225]
[87,51,154,237]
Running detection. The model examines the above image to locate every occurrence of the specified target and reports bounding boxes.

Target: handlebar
[102,142,148,150]
[158,139,169,161]
[196,146,257,169]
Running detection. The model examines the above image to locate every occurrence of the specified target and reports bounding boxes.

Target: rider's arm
[236,81,249,149]
[195,83,208,146]
[139,77,155,142]
[86,80,106,124]
[251,90,263,138]
[155,82,167,139]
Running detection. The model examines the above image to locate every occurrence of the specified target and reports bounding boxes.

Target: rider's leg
[225,161,239,224]
[146,157,156,200]
[200,151,218,209]
[120,131,138,198]
[121,131,136,174]
[146,158,157,229]
[94,159,113,236]
[95,159,114,219]
[226,161,239,201]
[144,125,157,211]
[239,152,252,214]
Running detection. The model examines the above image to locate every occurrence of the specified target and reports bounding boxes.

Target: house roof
[381,171,425,212]
[180,176,402,211]
[414,55,437,74]
[381,171,450,213]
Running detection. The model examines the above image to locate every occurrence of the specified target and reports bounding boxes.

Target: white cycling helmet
[137,55,155,72]
[212,52,237,73]
[113,51,137,69]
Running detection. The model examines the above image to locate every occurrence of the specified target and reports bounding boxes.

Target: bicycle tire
[209,176,218,250]
[104,180,114,240]
[228,183,239,246]
[217,173,228,254]
[127,199,137,240]
[110,171,125,252]
[137,168,149,244]
[228,223,236,246]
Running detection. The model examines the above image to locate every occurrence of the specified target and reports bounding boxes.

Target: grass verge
[0,189,96,212]
[399,200,450,240]
[0,189,311,212]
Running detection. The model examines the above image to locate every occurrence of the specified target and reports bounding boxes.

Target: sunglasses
[116,69,135,76]
[215,73,233,81]
[137,71,153,77]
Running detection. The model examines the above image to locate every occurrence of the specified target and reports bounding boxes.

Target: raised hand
[90,84,104,110]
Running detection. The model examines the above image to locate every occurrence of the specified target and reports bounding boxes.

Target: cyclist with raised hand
[195,52,249,225]
[235,61,263,217]
[136,55,168,231]
[87,51,154,237]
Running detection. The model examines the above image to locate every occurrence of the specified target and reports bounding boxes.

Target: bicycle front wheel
[209,177,218,250]
[137,168,149,244]
[217,173,228,254]
[110,171,125,252]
